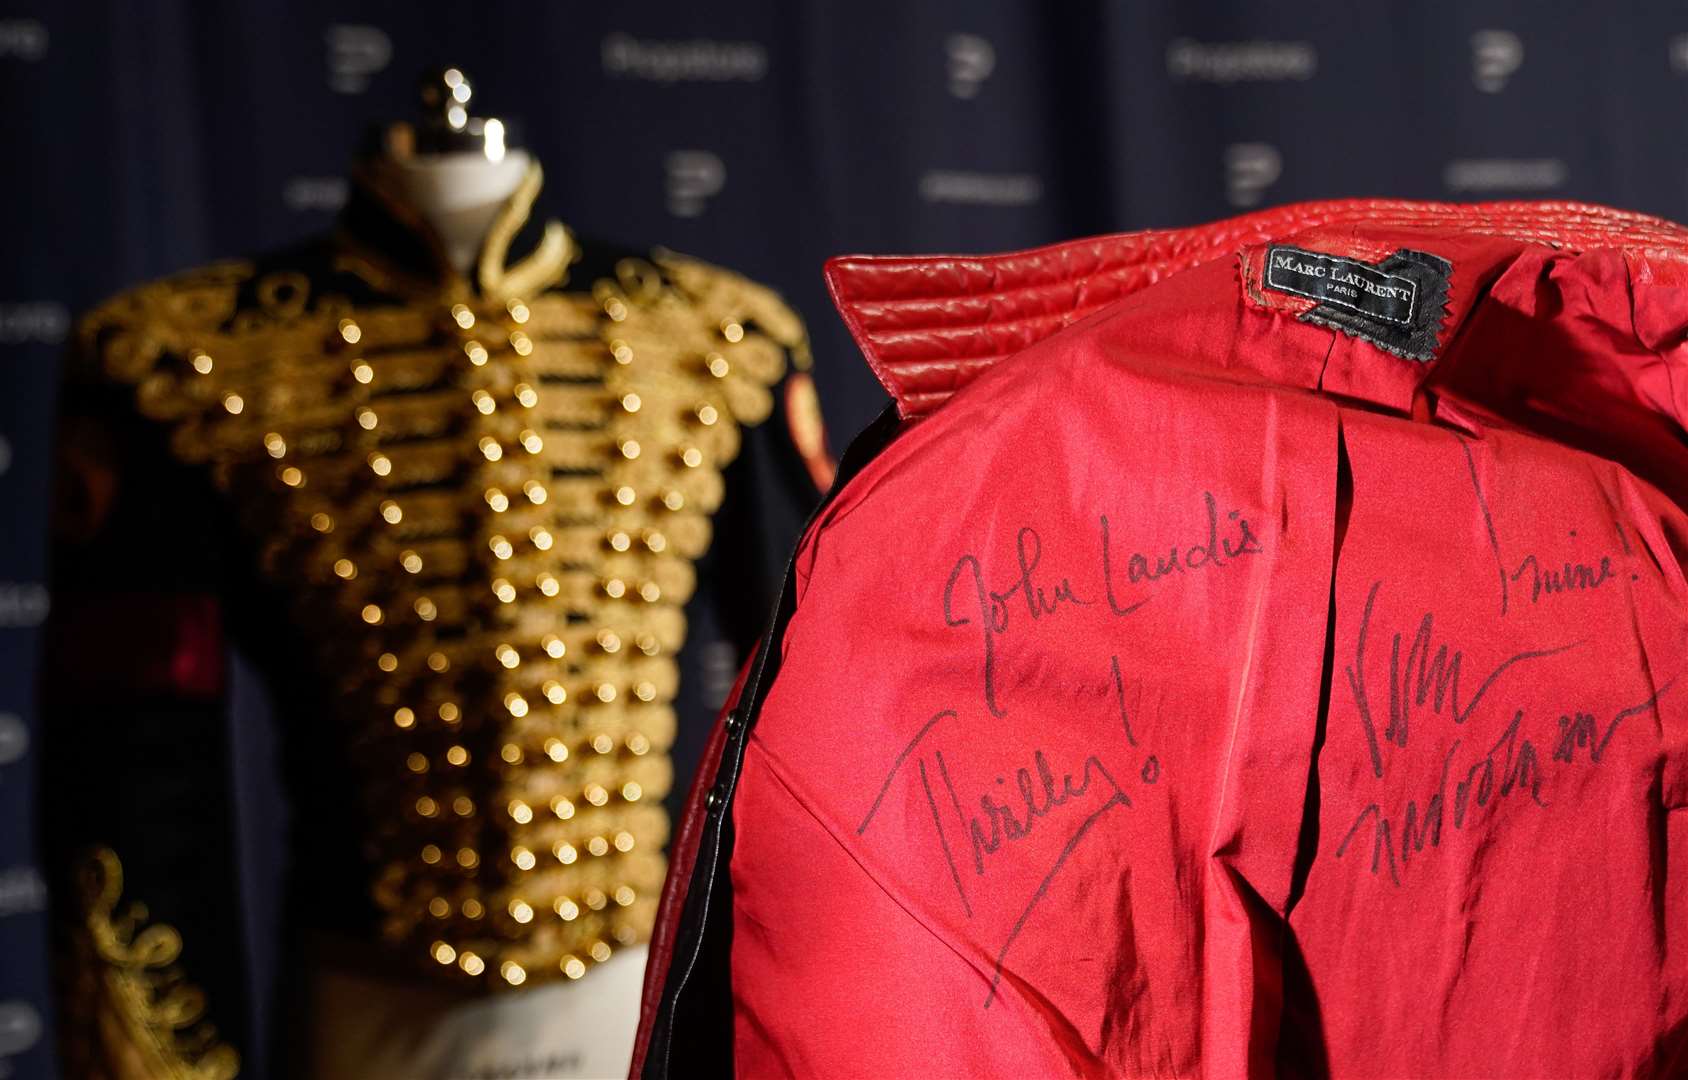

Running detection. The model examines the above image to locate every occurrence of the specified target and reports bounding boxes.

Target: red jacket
[636,200,1688,1078]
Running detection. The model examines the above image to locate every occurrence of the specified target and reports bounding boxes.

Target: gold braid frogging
[76,207,805,996]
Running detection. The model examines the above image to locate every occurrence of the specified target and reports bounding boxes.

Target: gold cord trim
[478,162,572,301]
[77,173,810,992]
[63,847,241,1080]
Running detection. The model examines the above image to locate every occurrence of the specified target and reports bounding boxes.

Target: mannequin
[50,60,827,1080]
[310,67,654,1080]
[391,151,531,274]
[385,69,532,275]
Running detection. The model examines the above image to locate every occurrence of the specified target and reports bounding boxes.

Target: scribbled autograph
[1345,580,1580,779]
[857,655,1161,1008]
[1336,680,1674,885]
[944,492,1261,718]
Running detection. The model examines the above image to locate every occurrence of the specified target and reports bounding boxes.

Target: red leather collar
[825,199,1688,420]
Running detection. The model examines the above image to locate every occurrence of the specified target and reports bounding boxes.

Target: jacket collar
[826,199,1688,421]
[335,156,574,302]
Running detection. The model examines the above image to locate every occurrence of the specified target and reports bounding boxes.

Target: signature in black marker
[945,492,1261,719]
[944,527,1096,720]
[1345,580,1579,779]
[1336,680,1674,885]
[1510,546,1616,605]
[857,656,1162,1010]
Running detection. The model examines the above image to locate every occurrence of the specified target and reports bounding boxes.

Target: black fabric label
[1261,244,1452,362]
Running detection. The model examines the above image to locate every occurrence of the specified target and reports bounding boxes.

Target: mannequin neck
[388,149,533,275]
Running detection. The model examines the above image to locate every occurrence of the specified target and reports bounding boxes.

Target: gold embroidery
[61,847,241,1080]
[477,163,573,302]
[77,173,809,991]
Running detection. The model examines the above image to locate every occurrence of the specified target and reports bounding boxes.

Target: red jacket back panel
[645,203,1688,1078]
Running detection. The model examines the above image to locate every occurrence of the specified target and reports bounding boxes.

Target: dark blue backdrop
[5,3,1688,1075]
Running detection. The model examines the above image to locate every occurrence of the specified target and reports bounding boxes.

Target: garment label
[1264,245,1417,326]
[1255,243,1451,362]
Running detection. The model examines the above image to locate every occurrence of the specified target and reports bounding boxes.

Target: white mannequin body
[313,943,650,1079]
[390,148,533,274]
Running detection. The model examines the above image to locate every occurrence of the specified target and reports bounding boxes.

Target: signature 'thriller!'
[857,656,1161,1009]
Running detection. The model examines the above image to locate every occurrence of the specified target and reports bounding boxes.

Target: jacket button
[705,784,725,812]
[724,708,743,733]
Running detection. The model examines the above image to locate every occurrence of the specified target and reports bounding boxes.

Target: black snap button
[724,708,743,733]
[705,784,725,812]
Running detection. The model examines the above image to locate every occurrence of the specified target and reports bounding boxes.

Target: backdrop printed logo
[0,19,47,61]
[1166,39,1316,82]
[325,25,392,94]
[0,304,67,346]
[0,1001,41,1064]
[0,585,48,629]
[1470,30,1523,93]
[945,34,996,98]
[665,151,725,217]
[1671,33,1688,73]
[1444,158,1565,193]
[0,867,45,919]
[918,170,1042,206]
[1225,143,1281,207]
[0,435,10,478]
[602,34,767,83]
[283,176,350,214]
[0,714,25,768]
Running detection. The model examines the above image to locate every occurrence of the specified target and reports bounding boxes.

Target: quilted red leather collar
[825,199,1688,419]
